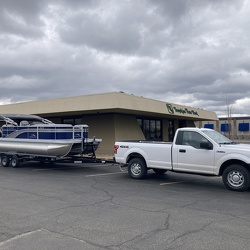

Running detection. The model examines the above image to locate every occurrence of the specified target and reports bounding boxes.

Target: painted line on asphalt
[33,169,52,171]
[33,167,85,171]
[85,172,126,177]
[32,164,115,171]
[160,181,187,185]
[33,169,126,176]
[84,164,116,167]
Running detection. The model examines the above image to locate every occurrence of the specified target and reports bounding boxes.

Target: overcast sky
[0,0,250,117]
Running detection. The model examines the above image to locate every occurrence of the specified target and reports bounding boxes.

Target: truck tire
[153,169,167,175]
[1,155,10,167]
[10,155,20,168]
[222,164,250,191]
[128,158,147,179]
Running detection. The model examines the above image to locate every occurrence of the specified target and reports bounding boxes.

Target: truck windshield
[202,129,232,144]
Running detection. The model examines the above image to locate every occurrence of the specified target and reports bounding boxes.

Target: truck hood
[222,143,250,152]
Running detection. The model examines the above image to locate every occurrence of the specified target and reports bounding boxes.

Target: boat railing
[73,125,89,140]
[2,116,18,126]
[41,118,54,124]
[32,124,89,140]
[1,123,90,140]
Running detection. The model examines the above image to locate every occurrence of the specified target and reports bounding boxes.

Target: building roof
[0,92,218,121]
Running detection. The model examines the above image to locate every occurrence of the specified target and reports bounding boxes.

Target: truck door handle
[179,149,186,153]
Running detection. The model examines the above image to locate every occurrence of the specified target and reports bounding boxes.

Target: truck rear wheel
[1,155,10,167]
[10,155,20,168]
[222,164,250,191]
[128,158,147,179]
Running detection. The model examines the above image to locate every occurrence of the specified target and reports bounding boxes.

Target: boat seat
[20,120,29,126]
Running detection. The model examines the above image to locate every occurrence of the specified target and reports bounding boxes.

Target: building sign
[166,104,199,116]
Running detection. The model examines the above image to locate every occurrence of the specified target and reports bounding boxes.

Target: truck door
[172,131,215,174]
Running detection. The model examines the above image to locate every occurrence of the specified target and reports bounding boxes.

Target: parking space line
[32,164,116,171]
[160,181,186,185]
[85,172,126,177]
[32,167,87,171]
[33,169,51,171]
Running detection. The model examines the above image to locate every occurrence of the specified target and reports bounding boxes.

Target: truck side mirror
[200,142,213,150]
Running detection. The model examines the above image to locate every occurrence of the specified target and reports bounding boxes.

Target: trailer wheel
[1,155,10,167]
[153,169,167,175]
[222,164,250,191]
[10,155,20,168]
[128,158,147,179]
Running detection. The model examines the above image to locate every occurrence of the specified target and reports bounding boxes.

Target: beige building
[0,92,218,158]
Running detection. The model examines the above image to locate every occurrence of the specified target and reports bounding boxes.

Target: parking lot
[0,162,250,250]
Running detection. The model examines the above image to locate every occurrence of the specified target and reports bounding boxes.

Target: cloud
[0,0,250,117]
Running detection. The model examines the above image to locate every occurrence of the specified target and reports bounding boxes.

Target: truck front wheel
[222,164,250,191]
[128,158,147,179]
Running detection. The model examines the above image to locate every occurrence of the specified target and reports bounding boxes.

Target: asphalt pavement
[0,162,250,250]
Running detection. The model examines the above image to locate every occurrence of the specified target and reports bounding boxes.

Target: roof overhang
[0,92,218,121]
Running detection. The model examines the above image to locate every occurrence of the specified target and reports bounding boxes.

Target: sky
[0,0,250,117]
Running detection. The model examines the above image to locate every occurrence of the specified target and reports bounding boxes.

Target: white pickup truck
[114,127,250,191]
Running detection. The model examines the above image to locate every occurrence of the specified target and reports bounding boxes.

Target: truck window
[179,131,211,149]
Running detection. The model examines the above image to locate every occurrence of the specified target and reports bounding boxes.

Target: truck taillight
[114,145,119,154]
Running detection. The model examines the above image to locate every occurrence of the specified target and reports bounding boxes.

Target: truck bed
[117,140,172,144]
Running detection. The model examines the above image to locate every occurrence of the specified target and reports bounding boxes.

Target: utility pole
[226,95,233,139]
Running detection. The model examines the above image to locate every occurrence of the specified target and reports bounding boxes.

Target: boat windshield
[202,129,233,144]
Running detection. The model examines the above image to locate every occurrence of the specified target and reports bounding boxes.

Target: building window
[62,118,82,125]
[238,123,249,132]
[221,123,231,132]
[137,118,162,141]
[204,124,214,129]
